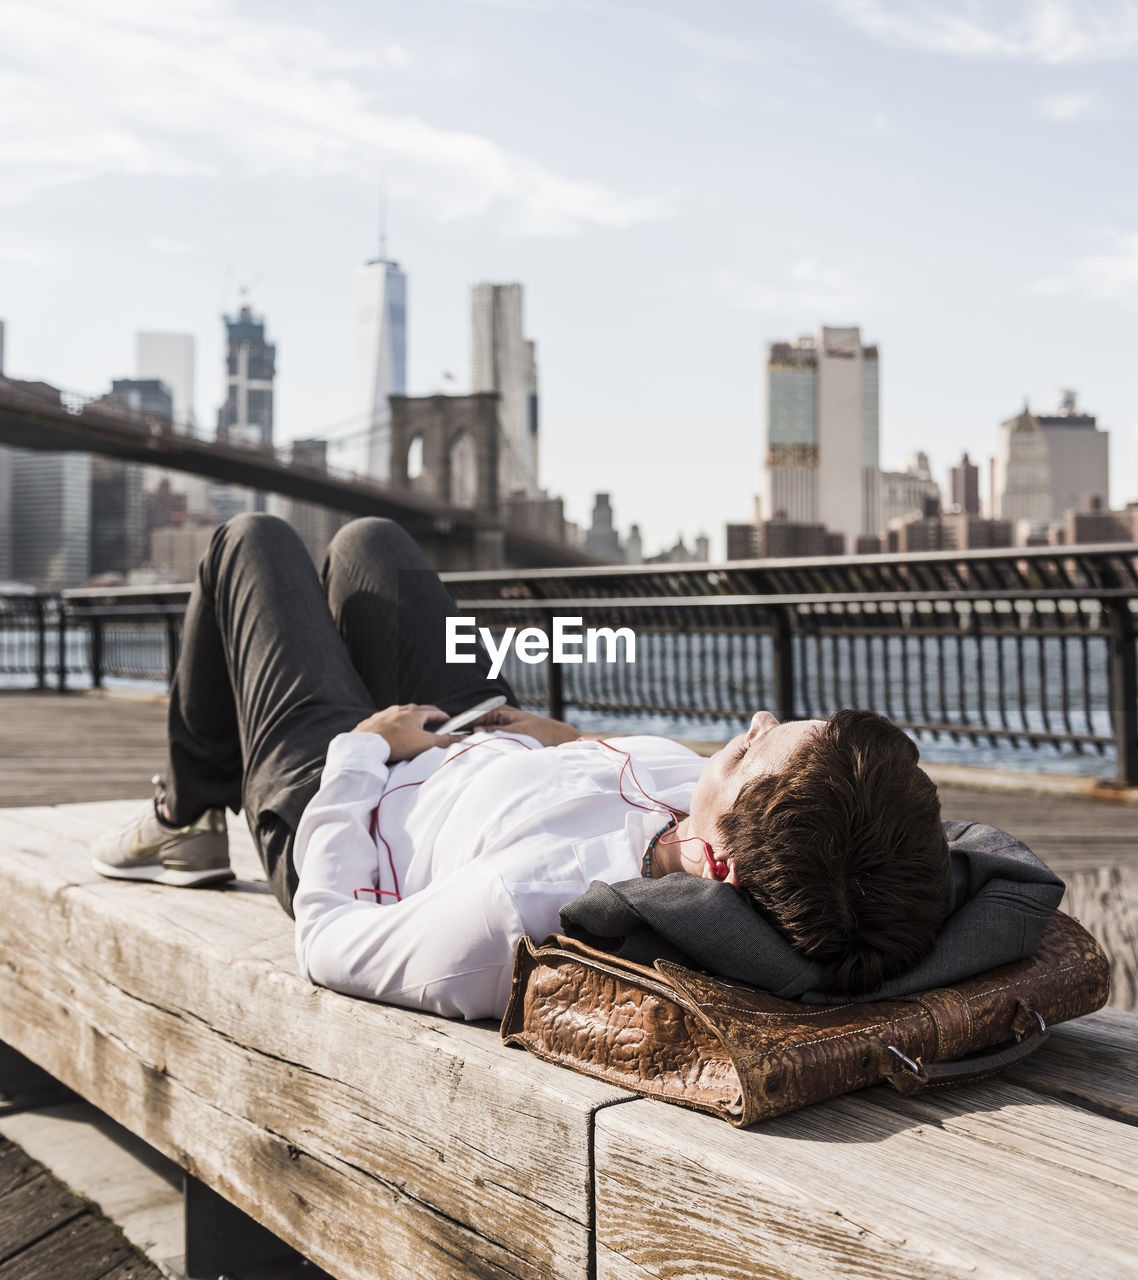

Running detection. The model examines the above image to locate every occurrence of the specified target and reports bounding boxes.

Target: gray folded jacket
[558,821,1066,1003]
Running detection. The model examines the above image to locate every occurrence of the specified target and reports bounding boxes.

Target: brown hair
[717,709,949,996]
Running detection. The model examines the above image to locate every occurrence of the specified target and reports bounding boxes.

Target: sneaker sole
[91,858,237,888]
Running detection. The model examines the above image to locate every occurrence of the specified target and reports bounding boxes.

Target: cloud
[714,259,876,320]
[1034,92,1106,120]
[675,73,735,110]
[1034,230,1138,313]
[644,12,801,67]
[831,0,1138,63]
[0,243,52,267]
[147,237,199,255]
[458,0,561,8]
[465,0,816,71]
[0,0,669,235]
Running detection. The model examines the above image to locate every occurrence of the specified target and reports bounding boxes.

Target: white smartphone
[435,694,508,735]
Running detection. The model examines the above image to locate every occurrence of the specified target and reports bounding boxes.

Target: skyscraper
[2,376,92,588]
[110,378,175,419]
[136,333,210,514]
[217,304,276,449]
[995,393,1109,529]
[0,319,9,580]
[0,443,11,582]
[89,455,146,578]
[11,449,91,588]
[87,378,165,576]
[471,283,540,499]
[286,438,345,563]
[764,326,879,551]
[1035,390,1109,519]
[880,452,941,528]
[583,493,622,562]
[136,333,195,431]
[995,406,1051,526]
[950,452,980,515]
[215,304,276,518]
[353,255,407,480]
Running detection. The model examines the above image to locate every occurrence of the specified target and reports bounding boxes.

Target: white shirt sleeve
[292,732,531,1021]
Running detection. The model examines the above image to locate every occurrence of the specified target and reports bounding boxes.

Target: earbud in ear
[704,846,730,880]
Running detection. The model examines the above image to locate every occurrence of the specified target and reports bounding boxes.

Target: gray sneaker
[92,779,234,888]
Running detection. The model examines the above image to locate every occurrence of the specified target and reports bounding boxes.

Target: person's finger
[484,706,521,722]
[418,705,447,725]
[469,709,502,725]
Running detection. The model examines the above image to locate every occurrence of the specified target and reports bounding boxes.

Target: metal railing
[2,542,1136,785]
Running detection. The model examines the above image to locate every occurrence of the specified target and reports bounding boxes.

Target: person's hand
[351,704,464,762]
[474,704,579,748]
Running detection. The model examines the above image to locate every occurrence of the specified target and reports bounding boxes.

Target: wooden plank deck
[0,1133,161,1280]
[0,692,169,807]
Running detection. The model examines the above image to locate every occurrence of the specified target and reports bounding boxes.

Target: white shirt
[292,730,705,1020]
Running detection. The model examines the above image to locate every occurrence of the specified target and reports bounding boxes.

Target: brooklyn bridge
[0,375,597,571]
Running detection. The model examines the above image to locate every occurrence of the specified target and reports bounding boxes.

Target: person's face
[687,712,826,870]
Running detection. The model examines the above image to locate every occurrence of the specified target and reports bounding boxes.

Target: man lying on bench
[92,514,1061,1020]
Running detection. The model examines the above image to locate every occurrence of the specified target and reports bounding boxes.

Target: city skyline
[3,287,1126,560]
[2,1,1138,554]
[0,296,1128,568]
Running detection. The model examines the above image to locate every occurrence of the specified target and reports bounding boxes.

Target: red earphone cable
[356,733,718,903]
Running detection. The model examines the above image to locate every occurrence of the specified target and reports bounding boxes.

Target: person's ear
[725,862,739,887]
[703,846,731,881]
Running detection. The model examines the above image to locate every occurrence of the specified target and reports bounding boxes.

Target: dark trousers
[163,514,516,916]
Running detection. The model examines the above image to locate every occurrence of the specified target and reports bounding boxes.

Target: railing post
[1107,601,1138,787]
[56,603,67,692]
[544,611,565,721]
[89,615,104,690]
[166,612,180,688]
[771,607,795,722]
[34,595,47,690]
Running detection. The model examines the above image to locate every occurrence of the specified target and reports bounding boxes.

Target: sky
[2,0,1137,557]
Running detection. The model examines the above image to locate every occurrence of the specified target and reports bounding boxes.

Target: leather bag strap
[886,1007,1048,1095]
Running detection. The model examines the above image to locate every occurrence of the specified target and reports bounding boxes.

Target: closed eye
[734,740,750,763]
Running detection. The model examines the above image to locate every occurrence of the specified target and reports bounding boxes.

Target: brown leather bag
[501,910,1110,1125]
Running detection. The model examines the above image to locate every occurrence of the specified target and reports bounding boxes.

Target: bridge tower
[388,393,503,570]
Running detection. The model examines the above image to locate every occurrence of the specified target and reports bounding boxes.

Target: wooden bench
[1,803,1135,1280]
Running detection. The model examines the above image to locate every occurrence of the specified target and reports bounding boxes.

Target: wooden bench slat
[594,1078,1138,1280]
[1001,1008,1138,1123]
[0,805,634,1280]
[0,803,267,881]
[856,1079,1138,1194]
